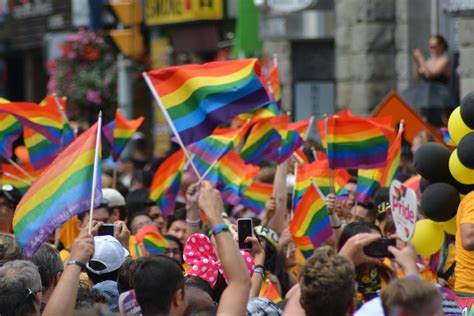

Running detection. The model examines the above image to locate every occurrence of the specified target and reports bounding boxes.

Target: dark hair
[166,208,187,230]
[164,234,184,254]
[75,287,108,310]
[86,268,120,286]
[117,257,145,294]
[185,275,212,295]
[338,222,382,251]
[77,206,112,222]
[274,249,292,297]
[126,189,151,215]
[432,34,448,51]
[127,211,152,233]
[110,205,128,222]
[133,256,185,315]
[132,169,153,188]
[31,243,63,290]
[373,188,390,222]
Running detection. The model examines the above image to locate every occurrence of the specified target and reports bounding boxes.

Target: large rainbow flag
[240,182,273,214]
[13,122,102,256]
[103,112,144,161]
[326,115,392,170]
[144,58,270,145]
[149,150,186,217]
[290,184,332,249]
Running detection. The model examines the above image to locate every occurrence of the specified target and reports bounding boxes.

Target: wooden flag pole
[323,114,335,195]
[304,115,314,141]
[310,177,327,199]
[7,159,33,181]
[88,112,103,234]
[311,146,318,161]
[290,162,298,218]
[112,167,118,189]
[143,73,202,179]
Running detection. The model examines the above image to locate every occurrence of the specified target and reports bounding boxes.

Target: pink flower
[86,89,102,105]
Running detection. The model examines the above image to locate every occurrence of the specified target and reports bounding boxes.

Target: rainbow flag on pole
[149,150,186,217]
[356,169,383,205]
[240,117,282,164]
[380,127,403,187]
[13,122,102,256]
[103,112,144,161]
[0,114,22,160]
[326,115,392,170]
[135,224,168,256]
[290,184,332,249]
[240,182,273,214]
[236,102,281,125]
[144,59,270,145]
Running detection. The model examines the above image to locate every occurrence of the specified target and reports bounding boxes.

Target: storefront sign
[390,180,418,241]
[144,0,223,25]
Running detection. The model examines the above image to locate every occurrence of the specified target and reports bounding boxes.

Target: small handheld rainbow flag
[236,102,281,125]
[103,112,144,162]
[290,183,332,249]
[240,182,273,214]
[326,115,392,170]
[135,224,168,256]
[261,280,282,304]
[216,151,250,205]
[380,127,404,187]
[356,169,383,205]
[13,122,102,256]
[149,150,186,217]
[293,236,315,259]
[144,58,271,146]
[0,163,40,194]
[0,114,22,160]
[264,61,281,102]
[240,117,282,164]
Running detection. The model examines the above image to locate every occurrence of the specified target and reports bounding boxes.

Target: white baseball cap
[103,188,126,208]
[86,236,129,275]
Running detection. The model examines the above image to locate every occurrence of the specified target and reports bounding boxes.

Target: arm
[247,236,266,298]
[461,223,474,251]
[43,222,100,316]
[185,182,201,238]
[388,241,418,276]
[416,54,450,79]
[198,181,251,316]
[267,160,289,234]
[326,193,342,241]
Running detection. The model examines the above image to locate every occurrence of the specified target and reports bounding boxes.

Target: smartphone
[238,218,253,250]
[363,238,396,258]
[98,224,115,236]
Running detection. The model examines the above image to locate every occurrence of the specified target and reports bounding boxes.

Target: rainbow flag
[356,169,383,205]
[271,115,305,163]
[265,62,281,102]
[236,102,281,124]
[289,119,311,140]
[135,224,168,256]
[187,121,250,165]
[293,148,310,165]
[0,114,22,160]
[103,112,144,161]
[144,58,270,145]
[0,101,64,144]
[13,122,102,257]
[149,150,186,217]
[294,160,351,205]
[290,184,332,248]
[326,115,391,170]
[216,151,249,205]
[240,117,282,164]
[380,128,403,187]
[261,280,282,304]
[240,182,273,214]
[0,163,40,194]
[293,236,315,259]
[23,96,75,170]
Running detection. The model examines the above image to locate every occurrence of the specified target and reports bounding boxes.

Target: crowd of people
[0,123,470,316]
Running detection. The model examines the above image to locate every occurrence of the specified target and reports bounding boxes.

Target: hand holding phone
[363,238,396,258]
[238,218,253,250]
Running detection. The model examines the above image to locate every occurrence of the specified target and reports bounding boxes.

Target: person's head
[148,204,166,233]
[133,256,187,316]
[347,203,376,224]
[411,131,434,155]
[103,188,127,222]
[117,257,144,294]
[127,211,153,235]
[130,169,153,191]
[184,276,215,316]
[374,187,391,223]
[0,184,23,233]
[299,247,355,316]
[77,198,112,230]
[429,34,448,56]
[75,287,108,311]
[0,233,25,266]
[167,208,187,243]
[164,234,184,264]
[30,243,63,297]
[254,226,279,273]
[86,235,129,285]
[126,188,151,214]
[0,260,43,316]
[381,278,443,316]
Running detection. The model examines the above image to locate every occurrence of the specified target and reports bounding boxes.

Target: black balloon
[460,91,474,129]
[457,132,474,169]
[420,177,431,193]
[421,182,460,222]
[414,143,451,183]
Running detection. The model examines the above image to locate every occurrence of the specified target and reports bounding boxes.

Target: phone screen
[238,219,253,250]
[98,224,115,236]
